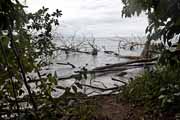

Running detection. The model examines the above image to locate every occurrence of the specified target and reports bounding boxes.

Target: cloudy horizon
[26,0,148,37]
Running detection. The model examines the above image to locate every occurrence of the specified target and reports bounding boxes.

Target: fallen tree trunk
[122,62,155,67]
[81,84,119,92]
[106,62,155,66]
[58,47,94,55]
[116,55,142,59]
[75,66,143,74]
[104,50,142,59]
[75,68,128,74]
[93,57,157,71]
[74,62,155,76]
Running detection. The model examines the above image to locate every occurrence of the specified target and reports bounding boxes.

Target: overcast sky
[26,0,148,37]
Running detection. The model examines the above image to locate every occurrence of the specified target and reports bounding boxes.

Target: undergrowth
[121,52,180,117]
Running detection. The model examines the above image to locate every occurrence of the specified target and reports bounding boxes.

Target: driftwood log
[104,50,143,59]
[58,47,96,55]
[93,57,157,71]
[81,84,119,92]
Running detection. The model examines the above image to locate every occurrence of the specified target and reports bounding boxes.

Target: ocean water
[42,36,146,96]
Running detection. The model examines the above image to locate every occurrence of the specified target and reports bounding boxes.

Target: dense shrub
[122,62,180,113]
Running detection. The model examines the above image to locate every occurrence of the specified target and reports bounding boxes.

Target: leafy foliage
[122,0,180,46]
[122,63,180,116]
[121,1,180,118]
[0,1,96,120]
[27,7,62,61]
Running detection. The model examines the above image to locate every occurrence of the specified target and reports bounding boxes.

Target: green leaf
[0,36,9,47]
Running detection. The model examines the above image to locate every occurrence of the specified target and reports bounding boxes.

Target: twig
[87,91,101,96]
[112,77,127,85]
[93,80,108,89]
[56,62,76,68]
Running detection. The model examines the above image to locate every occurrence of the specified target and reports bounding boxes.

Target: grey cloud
[28,0,148,37]
[81,4,107,10]
[59,15,147,37]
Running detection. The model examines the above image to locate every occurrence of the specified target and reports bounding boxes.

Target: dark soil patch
[90,95,144,120]
[89,94,176,120]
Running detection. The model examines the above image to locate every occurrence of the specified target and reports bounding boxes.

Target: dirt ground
[90,95,176,120]
[91,95,144,120]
